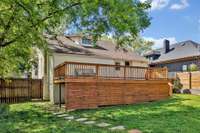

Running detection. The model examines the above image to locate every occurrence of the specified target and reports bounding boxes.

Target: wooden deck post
[59,83,61,108]
[96,64,99,79]
[124,67,126,79]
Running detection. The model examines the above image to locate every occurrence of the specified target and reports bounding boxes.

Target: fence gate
[0,78,43,103]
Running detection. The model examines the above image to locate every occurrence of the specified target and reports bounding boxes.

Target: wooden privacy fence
[0,78,43,103]
[54,62,168,80]
[176,71,200,89]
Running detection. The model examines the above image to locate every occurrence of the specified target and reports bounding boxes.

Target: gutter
[150,55,200,65]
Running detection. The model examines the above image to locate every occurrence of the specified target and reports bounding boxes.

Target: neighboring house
[35,35,148,103]
[144,40,200,77]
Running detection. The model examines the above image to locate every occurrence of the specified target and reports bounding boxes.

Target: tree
[131,36,153,55]
[0,0,151,76]
[188,64,199,72]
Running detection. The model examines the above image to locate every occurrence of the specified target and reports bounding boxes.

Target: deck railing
[54,62,168,81]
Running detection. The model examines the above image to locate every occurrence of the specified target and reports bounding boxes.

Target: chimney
[163,39,170,53]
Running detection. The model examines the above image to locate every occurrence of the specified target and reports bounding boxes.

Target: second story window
[182,65,187,71]
[82,37,92,46]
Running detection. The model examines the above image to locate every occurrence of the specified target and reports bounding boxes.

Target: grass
[1,94,200,133]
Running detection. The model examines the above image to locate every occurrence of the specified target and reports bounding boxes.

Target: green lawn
[1,94,200,133]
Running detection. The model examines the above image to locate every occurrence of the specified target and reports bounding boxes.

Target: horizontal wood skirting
[65,79,172,110]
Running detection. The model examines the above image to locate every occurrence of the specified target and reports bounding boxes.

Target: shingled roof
[151,40,200,64]
[46,35,147,62]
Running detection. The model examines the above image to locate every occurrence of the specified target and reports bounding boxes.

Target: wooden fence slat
[0,78,43,103]
[177,71,200,89]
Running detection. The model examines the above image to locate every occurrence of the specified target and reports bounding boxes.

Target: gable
[151,40,200,64]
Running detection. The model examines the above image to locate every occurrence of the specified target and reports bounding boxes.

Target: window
[82,37,92,46]
[149,56,154,61]
[182,65,187,71]
[125,61,130,66]
[115,62,120,70]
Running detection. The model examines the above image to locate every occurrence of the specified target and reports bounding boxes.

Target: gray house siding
[152,59,200,72]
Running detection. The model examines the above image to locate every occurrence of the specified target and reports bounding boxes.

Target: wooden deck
[54,62,168,82]
[53,62,171,110]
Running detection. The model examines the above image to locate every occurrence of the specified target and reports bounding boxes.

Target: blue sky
[140,0,200,48]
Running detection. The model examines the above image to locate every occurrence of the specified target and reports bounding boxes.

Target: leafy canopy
[0,0,151,76]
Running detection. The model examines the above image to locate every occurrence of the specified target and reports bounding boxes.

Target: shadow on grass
[70,95,200,133]
[0,103,117,133]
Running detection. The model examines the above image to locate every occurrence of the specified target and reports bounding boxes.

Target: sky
[139,0,200,48]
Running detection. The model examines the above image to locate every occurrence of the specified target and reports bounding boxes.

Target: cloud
[143,37,177,49]
[139,0,169,11]
[170,0,189,10]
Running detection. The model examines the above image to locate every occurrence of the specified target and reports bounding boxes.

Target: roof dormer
[81,37,92,46]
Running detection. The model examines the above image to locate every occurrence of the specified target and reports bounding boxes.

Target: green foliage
[0,104,9,118]
[101,35,153,55]
[0,0,151,76]
[0,46,37,76]
[188,64,199,72]
[131,36,153,55]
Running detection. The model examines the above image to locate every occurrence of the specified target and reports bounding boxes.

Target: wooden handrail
[55,61,148,69]
[54,61,168,80]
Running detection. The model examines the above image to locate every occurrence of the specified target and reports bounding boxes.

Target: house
[144,40,200,77]
[34,35,148,103]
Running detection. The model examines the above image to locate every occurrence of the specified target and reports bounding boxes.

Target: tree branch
[15,1,34,25]
[32,2,81,28]
[0,5,17,47]
[0,2,81,48]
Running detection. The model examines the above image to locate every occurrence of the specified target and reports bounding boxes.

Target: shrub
[183,89,191,94]
[173,77,183,93]
[0,104,9,117]
[188,64,199,72]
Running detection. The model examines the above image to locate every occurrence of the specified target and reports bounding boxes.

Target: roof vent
[163,39,170,53]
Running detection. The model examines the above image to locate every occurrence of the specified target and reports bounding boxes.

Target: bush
[188,64,199,71]
[0,104,9,117]
[183,89,191,94]
[173,78,183,93]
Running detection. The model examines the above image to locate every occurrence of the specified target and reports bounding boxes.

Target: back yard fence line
[176,71,200,89]
[0,78,43,103]
[54,62,168,80]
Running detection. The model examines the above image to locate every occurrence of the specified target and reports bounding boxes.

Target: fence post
[189,72,192,89]
[27,73,32,101]
[40,79,42,99]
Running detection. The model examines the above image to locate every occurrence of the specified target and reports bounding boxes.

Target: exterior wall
[65,79,172,110]
[153,59,200,72]
[32,48,44,79]
[131,61,148,67]
[49,53,148,104]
